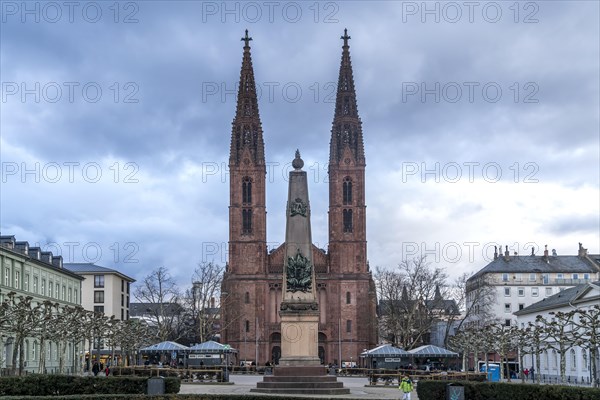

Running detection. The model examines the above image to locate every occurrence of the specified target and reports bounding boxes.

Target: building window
[127,296,129,307]
[529,273,536,281]
[504,303,511,313]
[120,294,124,307]
[41,279,46,296]
[126,310,129,320]
[245,320,250,332]
[94,306,104,314]
[121,280,124,292]
[127,282,130,294]
[121,309,124,320]
[505,319,511,327]
[33,277,38,293]
[557,273,564,280]
[68,288,72,303]
[4,268,9,286]
[572,273,579,280]
[74,289,78,303]
[342,177,352,205]
[55,283,59,298]
[504,287,511,296]
[346,319,352,333]
[49,280,54,297]
[552,350,558,369]
[518,287,525,296]
[94,275,105,288]
[542,274,549,284]
[242,209,253,234]
[532,287,539,297]
[343,209,353,233]
[583,351,588,370]
[346,291,351,304]
[24,274,29,291]
[514,273,522,281]
[32,341,37,360]
[571,349,577,370]
[242,177,252,204]
[62,285,66,300]
[94,291,104,303]
[518,303,525,310]
[545,287,552,296]
[244,292,250,304]
[502,273,509,282]
[584,273,590,280]
[14,271,20,289]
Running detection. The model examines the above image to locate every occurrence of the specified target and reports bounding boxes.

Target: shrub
[0,375,180,396]
[417,380,600,400]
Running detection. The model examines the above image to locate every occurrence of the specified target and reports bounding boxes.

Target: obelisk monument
[252,151,349,394]
[278,150,321,367]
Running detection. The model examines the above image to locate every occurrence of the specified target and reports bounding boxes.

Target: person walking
[92,361,100,376]
[399,375,413,400]
[523,368,529,381]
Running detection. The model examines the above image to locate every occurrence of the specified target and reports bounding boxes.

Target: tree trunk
[590,348,598,388]
[559,348,566,384]
[519,351,525,383]
[11,335,21,375]
[38,337,46,374]
[535,350,541,384]
[18,338,25,375]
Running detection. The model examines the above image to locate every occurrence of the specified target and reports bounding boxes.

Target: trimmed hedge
[0,375,180,396]
[0,396,359,400]
[417,380,600,400]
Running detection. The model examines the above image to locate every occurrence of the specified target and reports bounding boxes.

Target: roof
[408,345,459,357]
[469,254,599,282]
[361,344,410,357]
[130,302,183,317]
[514,281,600,316]
[140,341,189,352]
[64,263,135,282]
[189,340,237,353]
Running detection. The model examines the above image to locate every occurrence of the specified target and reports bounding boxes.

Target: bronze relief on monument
[285,249,312,292]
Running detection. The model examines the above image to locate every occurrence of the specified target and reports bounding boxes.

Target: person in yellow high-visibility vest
[399,375,413,400]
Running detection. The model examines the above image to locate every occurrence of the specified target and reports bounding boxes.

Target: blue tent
[360,344,410,369]
[140,341,190,352]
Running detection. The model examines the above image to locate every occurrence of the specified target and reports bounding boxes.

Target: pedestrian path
[179,375,419,399]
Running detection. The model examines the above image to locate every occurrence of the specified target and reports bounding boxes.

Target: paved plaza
[179,375,419,399]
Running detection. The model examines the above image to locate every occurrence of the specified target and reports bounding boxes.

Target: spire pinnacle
[229,30,264,166]
[341,28,351,47]
[241,29,252,48]
[329,29,364,165]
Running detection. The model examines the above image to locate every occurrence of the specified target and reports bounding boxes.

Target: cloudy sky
[1,1,599,288]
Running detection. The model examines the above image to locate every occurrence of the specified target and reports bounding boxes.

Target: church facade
[220,30,378,366]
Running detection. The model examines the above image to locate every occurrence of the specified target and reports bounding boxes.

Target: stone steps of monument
[251,387,351,395]
[257,381,344,389]
[263,375,338,383]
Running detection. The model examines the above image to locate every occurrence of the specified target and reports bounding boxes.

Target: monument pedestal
[251,366,350,395]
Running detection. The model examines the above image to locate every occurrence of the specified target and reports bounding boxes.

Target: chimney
[552,249,557,257]
[578,242,588,258]
[543,245,549,263]
[494,246,498,260]
[503,245,510,261]
[531,247,535,256]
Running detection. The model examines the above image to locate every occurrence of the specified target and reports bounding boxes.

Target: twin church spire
[229,29,364,167]
[230,29,265,166]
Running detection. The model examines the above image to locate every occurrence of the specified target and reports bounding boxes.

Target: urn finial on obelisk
[279,150,320,366]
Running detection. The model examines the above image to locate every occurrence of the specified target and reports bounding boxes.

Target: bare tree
[524,322,544,384]
[537,312,576,384]
[375,256,449,349]
[454,272,496,331]
[181,262,224,344]
[134,266,182,342]
[571,305,600,388]
[1,292,42,375]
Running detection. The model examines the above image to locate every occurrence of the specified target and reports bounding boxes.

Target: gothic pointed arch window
[242,177,252,204]
[244,291,250,304]
[242,209,253,234]
[343,209,353,233]
[342,177,352,205]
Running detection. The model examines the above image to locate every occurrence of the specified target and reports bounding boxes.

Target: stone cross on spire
[341,28,351,47]
[241,29,252,47]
